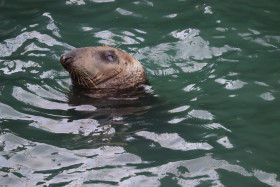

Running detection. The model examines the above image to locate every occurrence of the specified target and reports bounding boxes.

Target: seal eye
[101,50,118,63]
[106,55,115,62]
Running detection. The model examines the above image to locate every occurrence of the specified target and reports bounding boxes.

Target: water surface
[1,0,280,186]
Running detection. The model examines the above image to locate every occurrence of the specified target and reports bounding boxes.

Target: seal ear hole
[125,62,128,66]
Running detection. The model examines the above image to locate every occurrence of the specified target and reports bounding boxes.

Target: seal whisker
[83,70,97,88]
[96,69,123,87]
[80,71,92,88]
[78,71,87,87]
[69,69,74,81]
[77,72,82,86]
[71,68,79,81]
[70,69,75,80]
[94,73,105,85]
[81,73,90,88]
[73,70,77,81]
[72,70,76,80]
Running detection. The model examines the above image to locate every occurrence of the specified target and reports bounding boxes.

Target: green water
[1,0,280,186]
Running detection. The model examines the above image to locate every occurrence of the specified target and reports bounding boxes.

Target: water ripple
[1,0,280,186]
[1,132,279,186]
[0,30,72,57]
[136,131,213,151]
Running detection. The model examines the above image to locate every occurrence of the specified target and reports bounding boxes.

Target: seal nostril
[60,49,81,67]
[65,57,72,62]
[60,54,73,66]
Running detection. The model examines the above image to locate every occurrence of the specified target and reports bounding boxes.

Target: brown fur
[60,46,147,91]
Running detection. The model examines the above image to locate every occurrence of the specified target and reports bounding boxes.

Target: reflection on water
[136,131,213,151]
[0,31,71,57]
[1,133,279,186]
[1,0,280,186]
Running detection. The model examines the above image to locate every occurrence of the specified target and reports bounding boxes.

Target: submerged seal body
[60,46,147,91]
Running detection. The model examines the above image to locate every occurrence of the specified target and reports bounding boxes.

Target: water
[1,0,280,186]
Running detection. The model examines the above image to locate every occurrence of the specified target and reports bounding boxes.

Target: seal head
[60,46,147,91]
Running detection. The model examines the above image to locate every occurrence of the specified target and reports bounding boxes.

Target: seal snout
[60,52,74,68]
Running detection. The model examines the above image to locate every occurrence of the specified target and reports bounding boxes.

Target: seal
[60,46,147,92]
